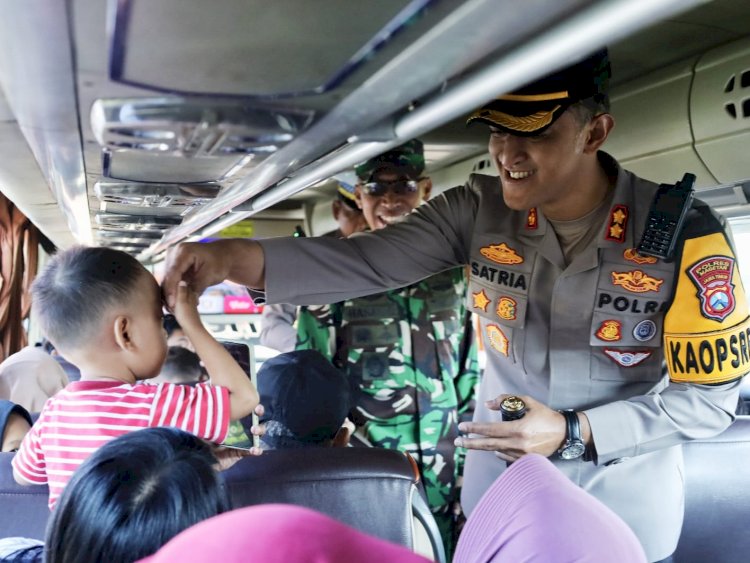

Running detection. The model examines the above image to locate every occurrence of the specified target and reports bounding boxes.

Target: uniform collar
[513,152,626,243]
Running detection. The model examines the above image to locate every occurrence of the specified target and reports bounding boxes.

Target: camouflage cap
[354,139,425,181]
[466,49,611,136]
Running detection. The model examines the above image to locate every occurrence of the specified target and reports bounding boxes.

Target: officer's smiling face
[488,109,607,220]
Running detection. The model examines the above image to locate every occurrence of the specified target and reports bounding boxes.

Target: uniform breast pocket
[589,311,665,383]
[429,310,462,379]
[342,321,402,386]
[468,281,528,368]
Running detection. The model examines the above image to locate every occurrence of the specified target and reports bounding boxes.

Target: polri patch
[479,243,524,265]
[496,296,517,321]
[596,320,622,342]
[611,270,664,293]
[605,204,628,243]
[472,289,491,312]
[486,324,509,356]
[624,248,657,265]
[687,256,736,322]
[604,349,652,367]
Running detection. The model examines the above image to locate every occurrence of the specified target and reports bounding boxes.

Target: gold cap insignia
[468,106,561,133]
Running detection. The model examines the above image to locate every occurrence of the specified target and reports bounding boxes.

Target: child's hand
[173,281,202,331]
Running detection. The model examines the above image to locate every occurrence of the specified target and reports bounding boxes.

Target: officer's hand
[162,241,234,310]
[455,395,566,462]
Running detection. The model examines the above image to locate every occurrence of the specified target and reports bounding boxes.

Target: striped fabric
[11,380,230,509]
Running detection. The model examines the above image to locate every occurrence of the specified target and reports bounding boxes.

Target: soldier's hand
[454,395,566,461]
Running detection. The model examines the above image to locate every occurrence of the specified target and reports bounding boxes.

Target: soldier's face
[488,109,593,218]
[355,168,429,231]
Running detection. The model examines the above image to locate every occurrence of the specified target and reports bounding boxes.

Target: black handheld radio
[636,172,695,261]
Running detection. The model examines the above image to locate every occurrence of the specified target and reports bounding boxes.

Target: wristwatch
[558,409,586,460]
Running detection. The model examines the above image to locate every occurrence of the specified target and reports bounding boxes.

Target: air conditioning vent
[95,214,182,233]
[91,98,314,158]
[690,37,750,184]
[94,182,220,208]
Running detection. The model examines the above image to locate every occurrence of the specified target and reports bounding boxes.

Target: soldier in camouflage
[295,140,480,554]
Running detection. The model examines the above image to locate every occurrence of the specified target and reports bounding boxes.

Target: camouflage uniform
[296,267,480,551]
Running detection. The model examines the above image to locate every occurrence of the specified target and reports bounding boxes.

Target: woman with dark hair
[45,426,231,563]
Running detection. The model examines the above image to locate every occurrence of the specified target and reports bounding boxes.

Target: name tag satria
[665,316,750,384]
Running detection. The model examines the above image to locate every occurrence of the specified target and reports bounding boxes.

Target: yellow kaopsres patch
[664,232,750,383]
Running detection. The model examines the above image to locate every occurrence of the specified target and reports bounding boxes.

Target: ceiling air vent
[90,98,314,157]
[94,181,220,208]
[96,229,162,247]
[95,214,182,233]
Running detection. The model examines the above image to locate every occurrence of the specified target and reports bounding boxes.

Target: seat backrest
[0,447,445,562]
[0,452,49,540]
[673,416,750,563]
[223,447,421,549]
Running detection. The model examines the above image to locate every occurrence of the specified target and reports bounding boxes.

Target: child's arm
[13,466,35,486]
[173,281,259,420]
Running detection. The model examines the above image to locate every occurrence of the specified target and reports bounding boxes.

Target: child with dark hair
[45,426,231,563]
[0,400,32,453]
[12,246,259,508]
[154,346,207,385]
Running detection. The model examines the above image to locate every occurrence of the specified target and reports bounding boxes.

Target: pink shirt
[12,380,229,508]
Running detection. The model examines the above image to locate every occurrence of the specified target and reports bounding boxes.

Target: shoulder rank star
[605,205,628,243]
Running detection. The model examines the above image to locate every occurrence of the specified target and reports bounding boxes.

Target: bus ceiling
[1,0,749,259]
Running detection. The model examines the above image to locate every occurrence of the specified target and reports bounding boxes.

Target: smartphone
[219,340,259,449]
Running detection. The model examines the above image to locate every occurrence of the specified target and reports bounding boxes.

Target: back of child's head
[31,246,148,352]
[45,426,230,563]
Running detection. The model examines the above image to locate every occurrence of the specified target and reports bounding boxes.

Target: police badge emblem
[486,324,509,356]
[687,256,736,321]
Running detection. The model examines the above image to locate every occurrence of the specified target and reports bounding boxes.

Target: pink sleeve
[11,420,48,484]
[148,383,230,443]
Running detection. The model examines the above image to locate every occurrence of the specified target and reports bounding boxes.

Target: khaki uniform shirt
[260,153,747,561]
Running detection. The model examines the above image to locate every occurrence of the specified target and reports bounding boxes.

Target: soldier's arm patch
[664,231,750,383]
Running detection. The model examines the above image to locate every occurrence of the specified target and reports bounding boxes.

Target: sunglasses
[361,179,421,197]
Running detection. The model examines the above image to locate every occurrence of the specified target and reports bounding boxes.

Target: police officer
[163,49,748,562]
[294,142,480,552]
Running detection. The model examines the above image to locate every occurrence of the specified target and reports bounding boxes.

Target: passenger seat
[222,446,446,563]
[673,415,750,563]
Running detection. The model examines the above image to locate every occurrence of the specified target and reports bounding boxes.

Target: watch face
[560,441,586,460]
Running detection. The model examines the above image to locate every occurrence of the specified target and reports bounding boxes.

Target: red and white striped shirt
[12,380,230,509]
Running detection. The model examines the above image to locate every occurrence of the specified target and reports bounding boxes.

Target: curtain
[0,192,40,360]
